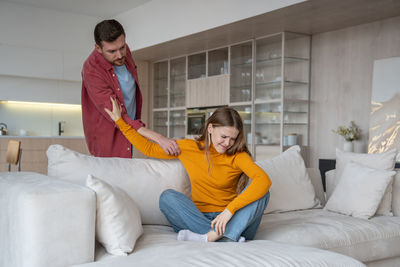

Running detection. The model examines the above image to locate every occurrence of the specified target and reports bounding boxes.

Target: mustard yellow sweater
[116,118,271,214]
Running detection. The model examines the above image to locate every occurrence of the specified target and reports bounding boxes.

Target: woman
[105,97,271,242]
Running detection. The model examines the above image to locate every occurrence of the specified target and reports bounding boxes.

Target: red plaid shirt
[81,45,144,158]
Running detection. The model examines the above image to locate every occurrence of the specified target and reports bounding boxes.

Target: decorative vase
[343,141,354,152]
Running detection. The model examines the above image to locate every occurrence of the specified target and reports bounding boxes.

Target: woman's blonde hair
[195,107,251,193]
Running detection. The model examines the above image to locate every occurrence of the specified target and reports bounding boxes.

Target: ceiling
[133,0,400,62]
[0,0,151,18]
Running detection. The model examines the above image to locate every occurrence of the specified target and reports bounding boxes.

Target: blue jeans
[159,189,270,242]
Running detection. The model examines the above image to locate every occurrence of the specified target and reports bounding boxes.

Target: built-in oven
[187,111,205,135]
[187,107,222,136]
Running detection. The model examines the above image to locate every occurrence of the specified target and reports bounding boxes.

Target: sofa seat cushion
[72,225,365,267]
[256,209,400,263]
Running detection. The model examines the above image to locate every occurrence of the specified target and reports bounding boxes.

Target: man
[81,19,179,157]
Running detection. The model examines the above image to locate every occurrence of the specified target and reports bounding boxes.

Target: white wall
[0,1,99,103]
[117,0,305,51]
[0,2,100,136]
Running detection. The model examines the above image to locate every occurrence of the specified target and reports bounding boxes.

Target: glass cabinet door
[153,61,168,108]
[170,57,186,108]
[188,52,206,79]
[255,34,282,102]
[230,42,252,103]
[230,105,252,145]
[153,111,168,137]
[208,47,228,76]
[254,103,281,159]
[282,33,310,149]
[169,109,186,139]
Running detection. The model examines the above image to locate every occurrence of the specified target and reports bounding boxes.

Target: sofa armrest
[0,172,96,267]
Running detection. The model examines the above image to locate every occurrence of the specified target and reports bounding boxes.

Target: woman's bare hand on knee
[211,209,232,236]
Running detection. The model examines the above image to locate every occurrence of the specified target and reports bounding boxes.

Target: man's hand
[137,127,181,156]
[104,97,122,122]
[211,209,233,236]
[157,135,181,156]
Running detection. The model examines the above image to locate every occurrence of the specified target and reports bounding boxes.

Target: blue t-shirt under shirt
[114,64,136,120]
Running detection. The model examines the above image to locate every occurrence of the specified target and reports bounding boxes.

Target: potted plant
[333,121,361,152]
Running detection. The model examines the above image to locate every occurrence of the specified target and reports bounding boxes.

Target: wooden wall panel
[309,16,400,168]
[186,75,229,107]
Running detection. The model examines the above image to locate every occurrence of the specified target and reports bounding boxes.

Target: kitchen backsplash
[0,102,83,136]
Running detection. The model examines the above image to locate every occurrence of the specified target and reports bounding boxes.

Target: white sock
[177,229,208,242]
[238,236,246,243]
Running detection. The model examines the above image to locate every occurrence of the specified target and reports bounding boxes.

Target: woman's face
[208,124,239,154]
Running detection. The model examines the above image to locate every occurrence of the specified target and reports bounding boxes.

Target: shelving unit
[253,32,310,160]
[152,32,310,161]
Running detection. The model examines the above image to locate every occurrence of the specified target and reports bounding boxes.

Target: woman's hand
[104,96,122,122]
[211,209,233,236]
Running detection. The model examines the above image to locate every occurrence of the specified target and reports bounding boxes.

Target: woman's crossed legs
[159,189,270,242]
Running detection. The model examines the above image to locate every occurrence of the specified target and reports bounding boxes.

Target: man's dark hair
[94,19,125,47]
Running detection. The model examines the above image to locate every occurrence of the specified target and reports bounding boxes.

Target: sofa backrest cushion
[336,148,397,183]
[307,168,325,206]
[392,170,400,216]
[256,145,321,214]
[47,144,191,225]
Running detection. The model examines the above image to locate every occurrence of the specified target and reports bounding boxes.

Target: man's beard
[114,56,126,66]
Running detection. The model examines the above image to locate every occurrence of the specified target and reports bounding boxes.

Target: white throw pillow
[335,149,397,216]
[256,145,320,214]
[324,162,395,219]
[47,144,191,225]
[86,175,143,256]
[325,169,393,216]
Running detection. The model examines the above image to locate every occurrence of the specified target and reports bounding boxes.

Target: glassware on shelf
[169,109,186,139]
[208,47,228,76]
[188,53,206,79]
[230,105,252,145]
[170,57,186,107]
[153,61,168,108]
[153,111,168,137]
[230,41,253,103]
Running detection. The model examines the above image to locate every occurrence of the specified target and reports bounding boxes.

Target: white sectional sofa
[1,144,399,267]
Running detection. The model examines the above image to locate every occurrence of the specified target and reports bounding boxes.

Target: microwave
[187,107,222,136]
